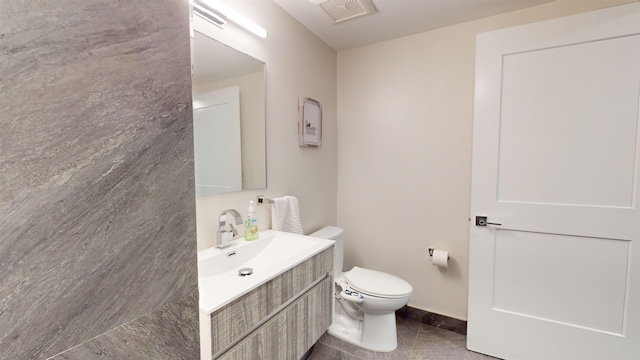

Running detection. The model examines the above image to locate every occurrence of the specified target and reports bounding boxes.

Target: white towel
[271,196,303,234]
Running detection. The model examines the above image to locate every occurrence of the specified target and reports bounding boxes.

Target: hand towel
[271,196,304,234]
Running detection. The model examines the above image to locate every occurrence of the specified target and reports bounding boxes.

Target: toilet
[309,226,413,352]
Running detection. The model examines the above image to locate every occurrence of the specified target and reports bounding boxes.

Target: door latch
[475,216,502,227]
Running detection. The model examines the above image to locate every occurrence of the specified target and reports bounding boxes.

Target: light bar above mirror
[193,0,268,38]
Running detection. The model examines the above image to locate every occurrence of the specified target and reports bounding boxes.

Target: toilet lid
[344,266,413,298]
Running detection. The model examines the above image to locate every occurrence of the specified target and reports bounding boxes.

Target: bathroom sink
[197,230,334,313]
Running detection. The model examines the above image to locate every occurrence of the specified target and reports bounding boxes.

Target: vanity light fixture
[193,0,226,29]
[194,0,268,38]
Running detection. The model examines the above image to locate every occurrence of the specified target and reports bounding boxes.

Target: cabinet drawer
[210,284,267,355]
[218,276,332,360]
[266,247,333,314]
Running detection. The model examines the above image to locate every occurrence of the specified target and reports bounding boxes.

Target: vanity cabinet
[209,247,333,359]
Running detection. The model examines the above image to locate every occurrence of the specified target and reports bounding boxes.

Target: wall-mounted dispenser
[299,97,322,147]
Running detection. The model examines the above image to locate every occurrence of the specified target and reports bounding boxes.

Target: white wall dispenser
[299,97,322,147]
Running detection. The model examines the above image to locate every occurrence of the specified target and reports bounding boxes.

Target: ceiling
[273,0,554,51]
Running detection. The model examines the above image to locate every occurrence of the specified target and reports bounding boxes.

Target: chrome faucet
[217,209,243,249]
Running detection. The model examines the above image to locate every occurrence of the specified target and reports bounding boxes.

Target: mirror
[191,31,266,196]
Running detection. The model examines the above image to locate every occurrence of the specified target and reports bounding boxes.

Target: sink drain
[238,267,253,277]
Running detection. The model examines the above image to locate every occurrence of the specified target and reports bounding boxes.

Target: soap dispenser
[244,200,259,240]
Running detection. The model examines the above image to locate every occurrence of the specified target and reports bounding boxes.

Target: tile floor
[307,308,500,360]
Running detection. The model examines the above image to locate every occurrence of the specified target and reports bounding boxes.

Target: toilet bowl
[309,226,413,352]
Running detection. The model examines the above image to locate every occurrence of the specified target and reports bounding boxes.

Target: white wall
[194,0,337,250]
[336,0,636,320]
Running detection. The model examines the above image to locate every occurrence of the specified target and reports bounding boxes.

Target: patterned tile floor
[307,308,500,360]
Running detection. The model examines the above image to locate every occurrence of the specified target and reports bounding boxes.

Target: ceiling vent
[312,0,377,24]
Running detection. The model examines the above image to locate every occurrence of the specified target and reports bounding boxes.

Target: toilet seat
[344,266,413,299]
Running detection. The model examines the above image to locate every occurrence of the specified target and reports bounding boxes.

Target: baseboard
[396,306,467,335]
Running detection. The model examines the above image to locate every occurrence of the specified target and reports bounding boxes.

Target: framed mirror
[191,31,266,196]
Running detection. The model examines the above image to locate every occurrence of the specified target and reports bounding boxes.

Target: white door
[468,3,640,360]
[193,86,242,196]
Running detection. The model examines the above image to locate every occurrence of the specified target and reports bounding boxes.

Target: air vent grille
[318,0,377,24]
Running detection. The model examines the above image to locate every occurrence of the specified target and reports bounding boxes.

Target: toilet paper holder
[428,248,450,260]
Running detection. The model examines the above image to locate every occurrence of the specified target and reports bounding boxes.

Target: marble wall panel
[51,291,200,360]
[0,0,197,358]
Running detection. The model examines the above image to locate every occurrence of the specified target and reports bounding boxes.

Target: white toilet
[309,226,413,352]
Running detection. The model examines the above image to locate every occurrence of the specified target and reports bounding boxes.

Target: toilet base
[360,312,398,351]
[327,318,363,349]
[328,302,399,352]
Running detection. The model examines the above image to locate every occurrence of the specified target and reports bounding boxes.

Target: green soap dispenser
[244,200,259,240]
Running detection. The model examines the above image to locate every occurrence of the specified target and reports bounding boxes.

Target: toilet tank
[309,226,343,275]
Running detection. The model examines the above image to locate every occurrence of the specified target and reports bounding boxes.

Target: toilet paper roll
[432,250,449,268]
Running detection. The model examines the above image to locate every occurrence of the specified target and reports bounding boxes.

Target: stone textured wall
[0,0,198,358]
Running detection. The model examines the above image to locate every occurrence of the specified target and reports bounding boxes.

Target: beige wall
[194,0,338,250]
[336,0,636,320]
